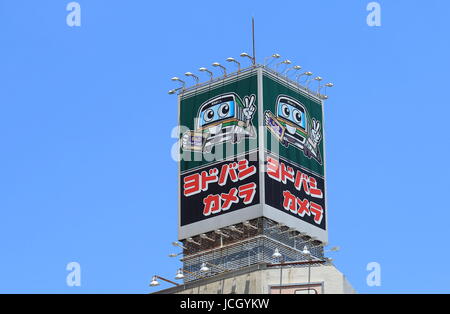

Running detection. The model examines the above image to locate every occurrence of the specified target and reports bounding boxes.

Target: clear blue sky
[0,0,449,294]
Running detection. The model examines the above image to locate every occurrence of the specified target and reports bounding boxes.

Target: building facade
[152,63,355,294]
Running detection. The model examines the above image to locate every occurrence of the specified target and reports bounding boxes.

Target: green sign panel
[178,72,261,240]
[179,74,259,173]
[263,75,325,177]
[263,73,327,234]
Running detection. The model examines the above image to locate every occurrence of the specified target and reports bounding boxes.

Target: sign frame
[177,67,329,244]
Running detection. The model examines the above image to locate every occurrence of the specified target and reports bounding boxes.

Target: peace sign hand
[243,95,256,121]
[311,119,322,144]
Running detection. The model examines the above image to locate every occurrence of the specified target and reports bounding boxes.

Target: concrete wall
[154,264,355,294]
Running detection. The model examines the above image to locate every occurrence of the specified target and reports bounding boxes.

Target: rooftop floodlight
[168,252,182,258]
[171,76,186,87]
[200,262,210,272]
[229,225,244,234]
[314,76,323,93]
[168,87,182,95]
[199,67,214,81]
[185,72,200,85]
[267,222,285,231]
[200,261,227,273]
[279,227,296,235]
[284,65,302,77]
[275,59,292,73]
[214,229,230,238]
[243,220,258,230]
[328,246,340,253]
[149,275,179,287]
[296,71,313,85]
[172,241,187,250]
[212,62,227,77]
[150,276,160,287]
[302,246,311,256]
[264,53,281,66]
[186,237,201,246]
[200,233,215,242]
[240,52,255,65]
[322,82,334,98]
[175,269,185,280]
[305,78,314,90]
[226,57,241,72]
[290,231,306,239]
[272,248,282,259]
[303,73,315,89]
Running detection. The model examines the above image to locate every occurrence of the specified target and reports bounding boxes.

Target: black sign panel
[264,153,326,230]
[180,153,260,226]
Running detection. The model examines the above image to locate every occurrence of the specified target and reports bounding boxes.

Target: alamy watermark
[366,262,382,287]
[66,2,81,27]
[66,262,81,287]
[367,2,382,27]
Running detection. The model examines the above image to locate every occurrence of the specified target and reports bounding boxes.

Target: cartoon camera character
[182,93,256,153]
[265,95,322,164]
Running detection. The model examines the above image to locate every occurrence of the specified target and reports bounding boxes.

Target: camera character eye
[281,104,290,118]
[218,103,230,118]
[293,109,302,124]
[204,109,215,122]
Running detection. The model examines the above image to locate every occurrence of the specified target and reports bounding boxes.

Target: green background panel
[263,74,325,177]
[179,74,258,173]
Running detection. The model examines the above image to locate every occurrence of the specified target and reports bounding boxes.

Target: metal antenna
[252,17,256,65]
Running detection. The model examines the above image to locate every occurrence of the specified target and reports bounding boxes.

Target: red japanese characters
[266,156,325,226]
[183,160,258,217]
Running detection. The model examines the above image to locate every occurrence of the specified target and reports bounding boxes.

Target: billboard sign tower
[172,55,333,282]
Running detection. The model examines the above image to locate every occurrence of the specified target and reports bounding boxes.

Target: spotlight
[327,246,340,253]
[150,276,160,287]
[185,72,199,85]
[199,67,214,81]
[214,229,230,238]
[226,57,241,72]
[186,237,201,246]
[240,52,255,65]
[302,246,311,256]
[172,241,187,250]
[272,248,282,259]
[264,53,281,66]
[171,77,185,88]
[314,76,323,93]
[284,65,302,77]
[275,59,292,73]
[168,87,182,95]
[200,233,215,242]
[212,62,227,77]
[243,221,258,230]
[229,225,244,234]
[305,74,316,89]
[296,71,313,85]
[175,269,185,280]
[200,263,210,272]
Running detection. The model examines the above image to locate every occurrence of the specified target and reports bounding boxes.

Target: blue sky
[0,0,449,294]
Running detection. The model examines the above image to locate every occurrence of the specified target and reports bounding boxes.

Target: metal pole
[154,275,179,286]
[279,257,284,294]
[307,257,311,294]
[252,17,256,65]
